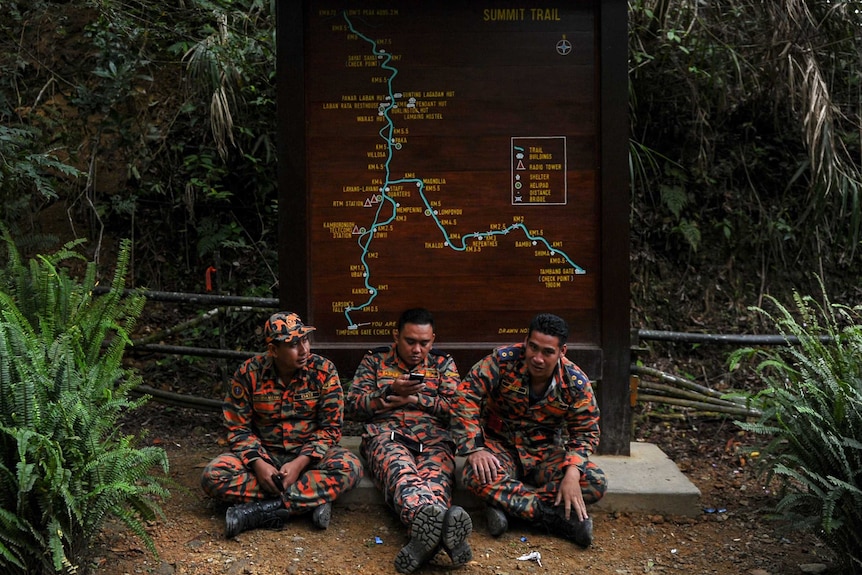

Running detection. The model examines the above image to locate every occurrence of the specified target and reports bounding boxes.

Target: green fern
[729,278,862,572]
[659,183,688,218]
[0,229,170,575]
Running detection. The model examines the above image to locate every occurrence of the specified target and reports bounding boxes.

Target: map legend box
[511,136,567,205]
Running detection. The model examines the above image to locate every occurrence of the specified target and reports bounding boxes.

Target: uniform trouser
[200,445,363,515]
[361,433,455,528]
[460,437,607,521]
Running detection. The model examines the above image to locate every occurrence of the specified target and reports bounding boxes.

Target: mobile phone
[408,372,425,382]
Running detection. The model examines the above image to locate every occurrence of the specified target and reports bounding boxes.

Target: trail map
[305,2,600,345]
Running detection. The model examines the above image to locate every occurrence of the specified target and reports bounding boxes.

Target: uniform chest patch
[500,381,527,395]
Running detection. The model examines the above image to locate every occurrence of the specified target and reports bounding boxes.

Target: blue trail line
[341,12,584,329]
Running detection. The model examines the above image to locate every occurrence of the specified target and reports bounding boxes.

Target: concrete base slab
[591,441,701,517]
[336,437,701,517]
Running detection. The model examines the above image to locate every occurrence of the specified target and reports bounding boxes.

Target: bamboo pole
[134,307,226,345]
[132,384,222,411]
[631,364,728,399]
[636,380,752,410]
[637,393,759,418]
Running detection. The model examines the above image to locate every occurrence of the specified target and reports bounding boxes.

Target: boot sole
[225,506,241,539]
[442,506,473,566]
[394,505,445,574]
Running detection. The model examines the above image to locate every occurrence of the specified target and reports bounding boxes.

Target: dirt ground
[89,401,840,575]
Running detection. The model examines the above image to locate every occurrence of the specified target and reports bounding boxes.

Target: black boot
[441,506,473,567]
[484,505,508,537]
[394,504,445,574]
[225,498,286,538]
[536,501,593,548]
[311,502,331,529]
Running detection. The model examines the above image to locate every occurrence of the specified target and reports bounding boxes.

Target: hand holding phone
[391,372,425,398]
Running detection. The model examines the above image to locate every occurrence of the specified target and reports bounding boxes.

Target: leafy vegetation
[0,125,80,229]
[0,0,278,293]
[0,231,169,575]
[729,284,862,573]
[0,0,860,321]
[629,0,862,328]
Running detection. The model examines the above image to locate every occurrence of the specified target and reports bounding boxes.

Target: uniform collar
[527,360,562,399]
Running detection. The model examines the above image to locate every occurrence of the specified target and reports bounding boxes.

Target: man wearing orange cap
[201,312,363,538]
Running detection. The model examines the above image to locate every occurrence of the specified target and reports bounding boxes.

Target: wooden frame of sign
[277,1,630,454]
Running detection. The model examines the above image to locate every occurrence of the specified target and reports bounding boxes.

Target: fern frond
[734,278,862,568]
[0,506,29,570]
[0,236,168,573]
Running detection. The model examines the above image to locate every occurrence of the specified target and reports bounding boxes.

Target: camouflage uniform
[452,343,607,521]
[201,352,362,515]
[346,345,460,526]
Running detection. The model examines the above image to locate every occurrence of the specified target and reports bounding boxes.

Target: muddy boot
[536,501,593,548]
[394,504,445,574]
[311,502,331,529]
[441,505,473,567]
[224,498,286,538]
[484,505,508,537]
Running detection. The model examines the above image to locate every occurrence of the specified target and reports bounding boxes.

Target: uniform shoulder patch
[428,348,451,358]
[564,363,588,389]
[230,382,247,400]
[368,345,391,354]
[495,345,522,362]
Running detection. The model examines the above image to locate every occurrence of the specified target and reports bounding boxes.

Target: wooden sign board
[278,1,630,453]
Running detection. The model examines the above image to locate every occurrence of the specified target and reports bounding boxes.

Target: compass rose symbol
[556,37,572,56]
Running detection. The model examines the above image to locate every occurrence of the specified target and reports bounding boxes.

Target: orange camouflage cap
[265,312,316,344]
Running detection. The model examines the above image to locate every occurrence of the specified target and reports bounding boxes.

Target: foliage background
[628,0,862,331]
[0,0,861,328]
[2,1,861,571]
[0,0,278,296]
